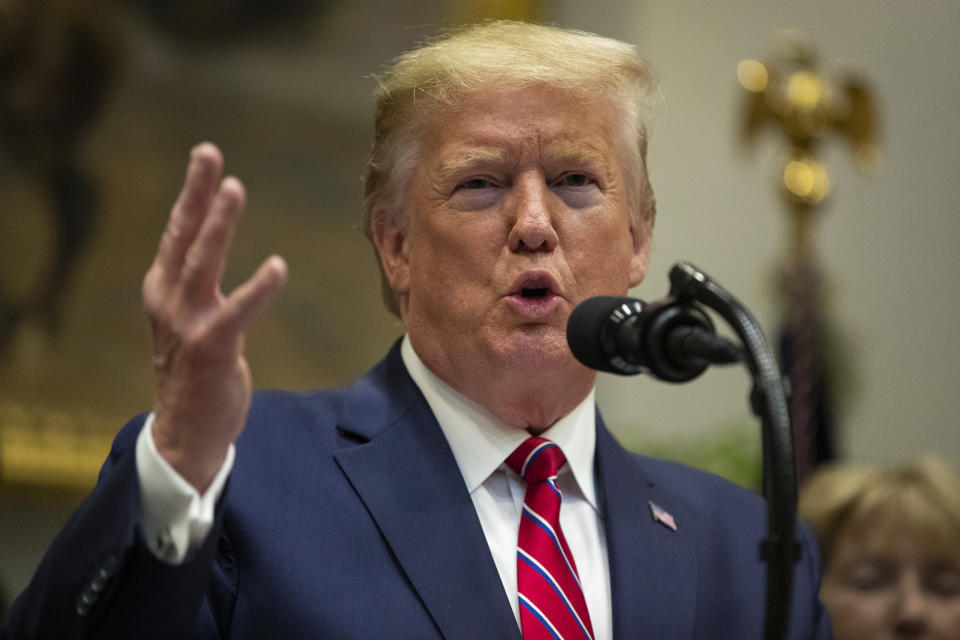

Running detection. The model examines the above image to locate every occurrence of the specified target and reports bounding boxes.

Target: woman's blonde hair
[799,456,960,565]
[361,20,660,316]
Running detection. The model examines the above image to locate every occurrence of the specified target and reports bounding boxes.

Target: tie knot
[506,437,566,484]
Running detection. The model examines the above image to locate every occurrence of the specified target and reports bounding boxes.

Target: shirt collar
[400,335,599,511]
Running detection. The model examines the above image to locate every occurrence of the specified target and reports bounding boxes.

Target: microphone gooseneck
[566,262,799,640]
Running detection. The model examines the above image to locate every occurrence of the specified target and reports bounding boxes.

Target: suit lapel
[596,417,699,639]
[332,346,701,639]
[333,345,521,640]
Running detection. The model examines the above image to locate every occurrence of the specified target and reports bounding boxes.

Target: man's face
[376,84,650,396]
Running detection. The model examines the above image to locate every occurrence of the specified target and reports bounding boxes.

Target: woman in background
[800,457,960,640]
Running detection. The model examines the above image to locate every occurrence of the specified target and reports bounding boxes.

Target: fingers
[219,255,288,335]
[154,143,224,285]
[144,142,287,350]
[181,176,246,301]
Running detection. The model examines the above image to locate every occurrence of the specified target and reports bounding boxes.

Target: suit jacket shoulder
[594,423,832,639]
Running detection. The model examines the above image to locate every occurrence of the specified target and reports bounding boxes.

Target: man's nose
[507,176,559,252]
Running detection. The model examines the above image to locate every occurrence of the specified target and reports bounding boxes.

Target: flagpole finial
[737,30,880,258]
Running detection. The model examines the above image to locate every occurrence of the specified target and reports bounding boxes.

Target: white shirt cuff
[135,413,235,563]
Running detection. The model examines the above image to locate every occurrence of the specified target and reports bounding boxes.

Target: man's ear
[371,206,410,294]
[628,222,652,287]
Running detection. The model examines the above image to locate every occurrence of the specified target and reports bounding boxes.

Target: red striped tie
[506,437,595,640]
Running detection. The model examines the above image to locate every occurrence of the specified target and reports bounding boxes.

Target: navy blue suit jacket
[3,342,832,638]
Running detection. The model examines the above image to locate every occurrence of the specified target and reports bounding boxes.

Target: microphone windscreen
[566,296,635,374]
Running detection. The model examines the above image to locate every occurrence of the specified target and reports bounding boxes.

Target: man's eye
[459,178,493,190]
[555,173,592,188]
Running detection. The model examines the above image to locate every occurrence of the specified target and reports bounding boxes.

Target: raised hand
[142,143,288,492]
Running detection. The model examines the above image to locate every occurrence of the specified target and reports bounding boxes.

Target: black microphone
[566,296,741,382]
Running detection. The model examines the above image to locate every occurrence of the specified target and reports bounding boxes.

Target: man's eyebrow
[435,147,509,182]
[544,140,611,170]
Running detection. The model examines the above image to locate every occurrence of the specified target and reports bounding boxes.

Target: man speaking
[2,21,831,639]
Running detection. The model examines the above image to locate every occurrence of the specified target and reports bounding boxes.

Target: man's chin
[496,328,576,369]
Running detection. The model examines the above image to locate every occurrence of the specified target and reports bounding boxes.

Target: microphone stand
[666,261,799,640]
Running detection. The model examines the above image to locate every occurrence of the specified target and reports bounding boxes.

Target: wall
[557,0,960,468]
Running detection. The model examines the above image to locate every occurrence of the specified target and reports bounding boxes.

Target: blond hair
[799,457,960,566]
[362,20,660,316]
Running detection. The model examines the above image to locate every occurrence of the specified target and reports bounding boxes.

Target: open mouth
[521,287,549,299]
[509,271,560,301]
[507,271,561,317]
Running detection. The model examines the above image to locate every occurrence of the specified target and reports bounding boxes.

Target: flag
[778,257,837,486]
[649,501,677,532]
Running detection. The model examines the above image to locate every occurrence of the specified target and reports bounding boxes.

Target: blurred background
[1,0,958,607]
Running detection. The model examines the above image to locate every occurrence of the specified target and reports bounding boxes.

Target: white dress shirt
[136,335,612,638]
[135,412,233,563]
[399,338,613,639]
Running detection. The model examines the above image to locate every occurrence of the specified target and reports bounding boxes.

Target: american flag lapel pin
[648,501,678,532]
